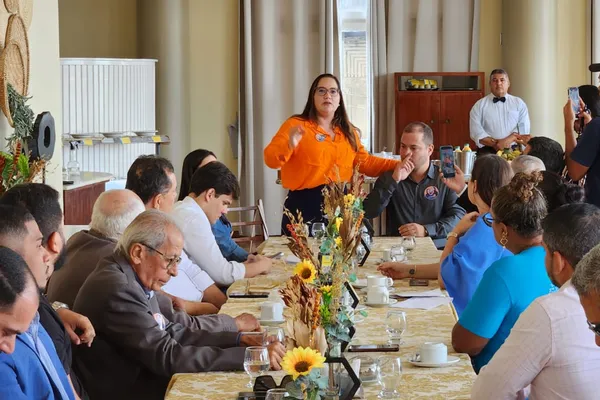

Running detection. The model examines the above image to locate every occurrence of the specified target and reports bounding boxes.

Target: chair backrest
[228,199,269,252]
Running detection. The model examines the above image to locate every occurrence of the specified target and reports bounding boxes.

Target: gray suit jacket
[73,251,244,400]
[48,229,238,332]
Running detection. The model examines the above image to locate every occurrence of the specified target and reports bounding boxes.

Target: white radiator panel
[62,143,157,180]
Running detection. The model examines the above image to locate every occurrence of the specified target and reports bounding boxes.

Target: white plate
[259,319,285,326]
[364,299,398,308]
[101,131,128,138]
[135,130,158,137]
[355,305,367,311]
[408,355,460,368]
[70,133,98,139]
[360,287,396,294]
[351,279,367,289]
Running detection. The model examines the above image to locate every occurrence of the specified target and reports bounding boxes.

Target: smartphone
[229,292,269,299]
[347,344,400,353]
[568,87,580,114]
[409,278,429,287]
[237,392,265,400]
[439,145,455,178]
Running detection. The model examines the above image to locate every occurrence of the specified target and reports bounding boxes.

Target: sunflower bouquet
[280,347,328,400]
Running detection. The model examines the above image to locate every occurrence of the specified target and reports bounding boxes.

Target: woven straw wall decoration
[6,14,29,95]
[3,0,17,13]
[0,40,26,125]
[18,0,31,29]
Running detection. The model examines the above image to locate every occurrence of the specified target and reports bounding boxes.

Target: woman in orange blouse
[264,73,401,235]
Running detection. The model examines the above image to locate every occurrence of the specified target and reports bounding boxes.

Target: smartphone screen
[568,87,580,114]
[439,146,455,178]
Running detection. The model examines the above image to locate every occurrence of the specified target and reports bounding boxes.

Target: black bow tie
[493,96,506,103]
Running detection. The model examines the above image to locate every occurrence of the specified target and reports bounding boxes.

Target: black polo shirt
[364,163,465,248]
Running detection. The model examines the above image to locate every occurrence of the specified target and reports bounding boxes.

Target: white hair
[117,209,181,255]
[511,155,546,175]
[572,242,600,296]
[90,189,146,241]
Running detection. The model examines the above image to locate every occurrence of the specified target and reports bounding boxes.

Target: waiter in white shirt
[470,69,531,154]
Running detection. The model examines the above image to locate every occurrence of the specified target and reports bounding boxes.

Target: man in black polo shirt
[364,122,465,248]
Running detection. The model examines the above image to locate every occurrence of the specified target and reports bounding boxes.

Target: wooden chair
[228,199,269,253]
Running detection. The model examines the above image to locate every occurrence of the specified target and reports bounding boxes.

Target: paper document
[392,296,453,310]
[285,255,301,264]
[395,288,444,298]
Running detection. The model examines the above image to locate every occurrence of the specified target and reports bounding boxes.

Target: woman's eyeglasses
[483,214,494,227]
[141,243,181,271]
[316,87,340,97]
[587,320,600,337]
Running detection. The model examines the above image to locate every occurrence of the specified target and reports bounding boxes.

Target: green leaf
[359,310,368,317]
[17,153,29,177]
[348,273,357,282]
[284,381,304,399]
[2,162,14,184]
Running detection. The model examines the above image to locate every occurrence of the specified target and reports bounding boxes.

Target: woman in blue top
[379,155,513,315]
[452,172,555,373]
[178,149,249,262]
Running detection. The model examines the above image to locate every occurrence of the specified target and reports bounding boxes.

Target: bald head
[90,189,146,241]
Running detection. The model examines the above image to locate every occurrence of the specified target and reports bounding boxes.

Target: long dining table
[164,236,476,399]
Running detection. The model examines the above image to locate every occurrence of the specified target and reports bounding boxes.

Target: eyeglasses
[140,243,181,271]
[483,213,494,227]
[315,87,340,97]
[587,320,600,337]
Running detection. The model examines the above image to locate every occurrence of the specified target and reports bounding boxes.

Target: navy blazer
[0,324,75,400]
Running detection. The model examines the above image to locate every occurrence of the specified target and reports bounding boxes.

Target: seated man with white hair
[511,155,546,175]
[73,210,285,400]
[572,243,600,348]
[47,189,146,308]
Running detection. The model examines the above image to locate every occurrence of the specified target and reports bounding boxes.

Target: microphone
[589,63,600,72]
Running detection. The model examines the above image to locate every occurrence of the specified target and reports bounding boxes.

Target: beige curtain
[370,0,481,153]
[239,0,339,234]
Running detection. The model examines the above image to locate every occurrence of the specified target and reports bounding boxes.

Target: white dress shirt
[171,197,246,286]
[470,93,530,147]
[471,281,600,400]
[161,251,214,302]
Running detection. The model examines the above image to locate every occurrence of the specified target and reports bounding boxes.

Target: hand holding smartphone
[439,145,455,178]
[568,87,580,115]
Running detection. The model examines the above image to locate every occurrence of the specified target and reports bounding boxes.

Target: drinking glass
[264,327,285,345]
[385,310,407,344]
[66,145,80,179]
[265,388,290,400]
[401,236,416,251]
[377,356,403,398]
[390,245,406,262]
[243,346,270,388]
[311,222,326,240]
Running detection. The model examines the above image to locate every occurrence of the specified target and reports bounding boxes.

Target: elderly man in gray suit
[73,210,285,400]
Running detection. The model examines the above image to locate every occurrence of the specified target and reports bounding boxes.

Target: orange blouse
[264,117,398,190]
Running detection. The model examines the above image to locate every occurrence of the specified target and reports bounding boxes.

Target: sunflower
[281,347,326,380]
[344,194,356,209]
[294,259,317,283]
[320,285,332,294]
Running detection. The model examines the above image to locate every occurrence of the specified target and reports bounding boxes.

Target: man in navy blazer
[0,246,76,399]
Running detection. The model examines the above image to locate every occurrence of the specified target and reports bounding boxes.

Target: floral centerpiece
[279,166,367,398]
[280,347,328,400]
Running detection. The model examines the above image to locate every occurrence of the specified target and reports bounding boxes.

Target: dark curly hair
[492,172,547,238]
[538,171,584,213]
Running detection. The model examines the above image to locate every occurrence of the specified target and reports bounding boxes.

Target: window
[338,0,371,151]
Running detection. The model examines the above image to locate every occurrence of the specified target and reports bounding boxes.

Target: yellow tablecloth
[165,237,475,399]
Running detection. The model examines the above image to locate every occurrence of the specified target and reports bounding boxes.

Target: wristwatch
[51,301,69,312]
[447,232,459,240]
[409,265,417,276]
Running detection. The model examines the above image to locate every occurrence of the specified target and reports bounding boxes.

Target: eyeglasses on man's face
[315,87,340,97]
[140,243,181,271]
[587,320,600,338]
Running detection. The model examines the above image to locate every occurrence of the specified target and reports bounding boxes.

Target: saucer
[364,299,398,308]
[355,305,367,311]
[259,319,286,326]
[351,279,368,289]
[360,287,396,294]
[408,355,460,368]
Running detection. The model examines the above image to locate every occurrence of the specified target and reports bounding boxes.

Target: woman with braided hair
[451,172,556,373]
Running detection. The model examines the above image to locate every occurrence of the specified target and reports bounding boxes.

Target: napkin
[394,288,444,298]
[392,296,452,310]
[285,255,301,264]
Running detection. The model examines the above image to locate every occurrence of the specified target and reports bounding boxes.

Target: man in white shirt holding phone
[470,69,531,154]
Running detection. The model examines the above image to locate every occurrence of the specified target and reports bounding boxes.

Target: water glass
[390,245,406,262]
[311,222,326,240]
[385,310,407,344]
[377,356,403,398]
[264,327,285,345]
[402,236,416,251]
[265,388,290,400]
[243,346,270,388]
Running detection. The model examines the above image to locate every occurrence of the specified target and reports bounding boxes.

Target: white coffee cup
[367,275,394,288]
[367,286,390,304]
[417,342,447,364]
[383,249,392,262]
[260,301,283,321]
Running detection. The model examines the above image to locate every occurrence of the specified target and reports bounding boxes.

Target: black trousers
[477,146,497,156]
[281,185,326,236]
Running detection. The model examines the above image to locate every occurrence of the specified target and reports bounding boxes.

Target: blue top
[0,313,75,400]
[440,214,510,316]
[212,215,249,262]
[571,117,600,207]
[458,246,556,373]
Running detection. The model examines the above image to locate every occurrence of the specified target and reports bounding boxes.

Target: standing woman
[264,73,401,234]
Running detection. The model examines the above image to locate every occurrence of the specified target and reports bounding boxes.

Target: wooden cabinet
[394,72,485,156]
